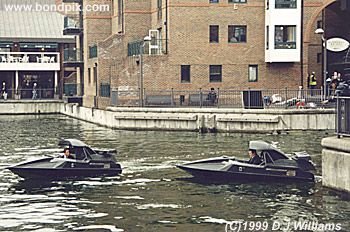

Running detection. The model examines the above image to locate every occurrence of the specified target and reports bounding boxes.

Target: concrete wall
[0,101,335,132]
[60,104,335,133]
[0,100,62,114]
[322,137,350,193]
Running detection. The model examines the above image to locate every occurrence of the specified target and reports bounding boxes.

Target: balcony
[0,52,60,71]
[127,39,166,56]
[63,48,83,68]
[63,16,82,35]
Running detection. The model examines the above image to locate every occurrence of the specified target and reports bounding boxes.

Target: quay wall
[322,137,350,193]
[60,104,335,133]
[0,100,62,115]
[0,101,335,132]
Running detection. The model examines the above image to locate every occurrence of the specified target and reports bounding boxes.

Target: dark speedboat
[177,141,315,183]
[7,139,122,180]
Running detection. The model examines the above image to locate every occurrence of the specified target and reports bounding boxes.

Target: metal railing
[0,88,55,100]
[275,0,297,8]
[109,88,327,109]
[274,41,297,49]
[336,95,350,137]
[127,39,167,56]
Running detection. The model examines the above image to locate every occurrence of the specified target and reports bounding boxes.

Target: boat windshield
[261,150,288,164]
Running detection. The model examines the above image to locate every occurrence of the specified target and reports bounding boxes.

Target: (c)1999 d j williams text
[225,219,342,232]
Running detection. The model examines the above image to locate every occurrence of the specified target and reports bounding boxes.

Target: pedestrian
[308,72,317,96]
[32,83,37,100]
[331,72,340,96]
[1,82,7,100]
[207,87,217,105]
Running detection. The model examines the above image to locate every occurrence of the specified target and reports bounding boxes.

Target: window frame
[181,65,191,83]
[266,26,269,50]
[228,25,247,43]
[228,0,247,3]
[248,65,258,82]
[89,45,98,58]
[274,25,297,49]
[209,65,222,82]
[209,25,219,43]
[88,68,91,84]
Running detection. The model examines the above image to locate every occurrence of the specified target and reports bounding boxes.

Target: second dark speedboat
[7,139,122,180]
[177,141,315,183]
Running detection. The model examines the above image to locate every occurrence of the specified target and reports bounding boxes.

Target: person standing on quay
[32,83,38,100]
[308,72,317,96]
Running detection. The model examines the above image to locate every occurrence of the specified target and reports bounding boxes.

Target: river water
[0,115,349,232]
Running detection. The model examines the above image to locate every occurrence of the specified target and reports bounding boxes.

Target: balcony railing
[0,52,60,71]
[275,0,297,8]
[274,41,296,49]
[127,39,167,56]
[0,88,56,100]
[63,16,82,35]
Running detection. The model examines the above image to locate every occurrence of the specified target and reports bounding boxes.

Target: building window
[317,20,323,29]
[317,53,322,63]
[210,25,219,43]
[274,25,296,49]
[181,65,191,83]
[209,65,222,82]
[88,68,91,84]
[210,0,219,3]
[248,65,258,82]
[93,66,98,86]
[89,45,98,58]
[228,25,247,43]
[275,0,297,8]
[266,26,269,49]
[229,0,247,3]
[100,83,110,97]
[157,0,162,21]
[266,0,269,9]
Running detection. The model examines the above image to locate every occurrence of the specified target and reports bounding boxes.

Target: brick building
[63,0,350,108]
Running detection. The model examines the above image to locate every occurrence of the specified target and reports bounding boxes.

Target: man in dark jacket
[248,149,261,165]
[63,147,75,159]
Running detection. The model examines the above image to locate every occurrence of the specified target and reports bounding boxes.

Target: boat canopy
[249,140,289,160]
[58,139,88,148]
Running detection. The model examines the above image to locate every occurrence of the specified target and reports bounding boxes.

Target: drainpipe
[165,0,168,54]
[300,0,304,87]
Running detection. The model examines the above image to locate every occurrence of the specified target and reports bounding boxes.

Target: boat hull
[8,167,122,180]
[177,164,315,183]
